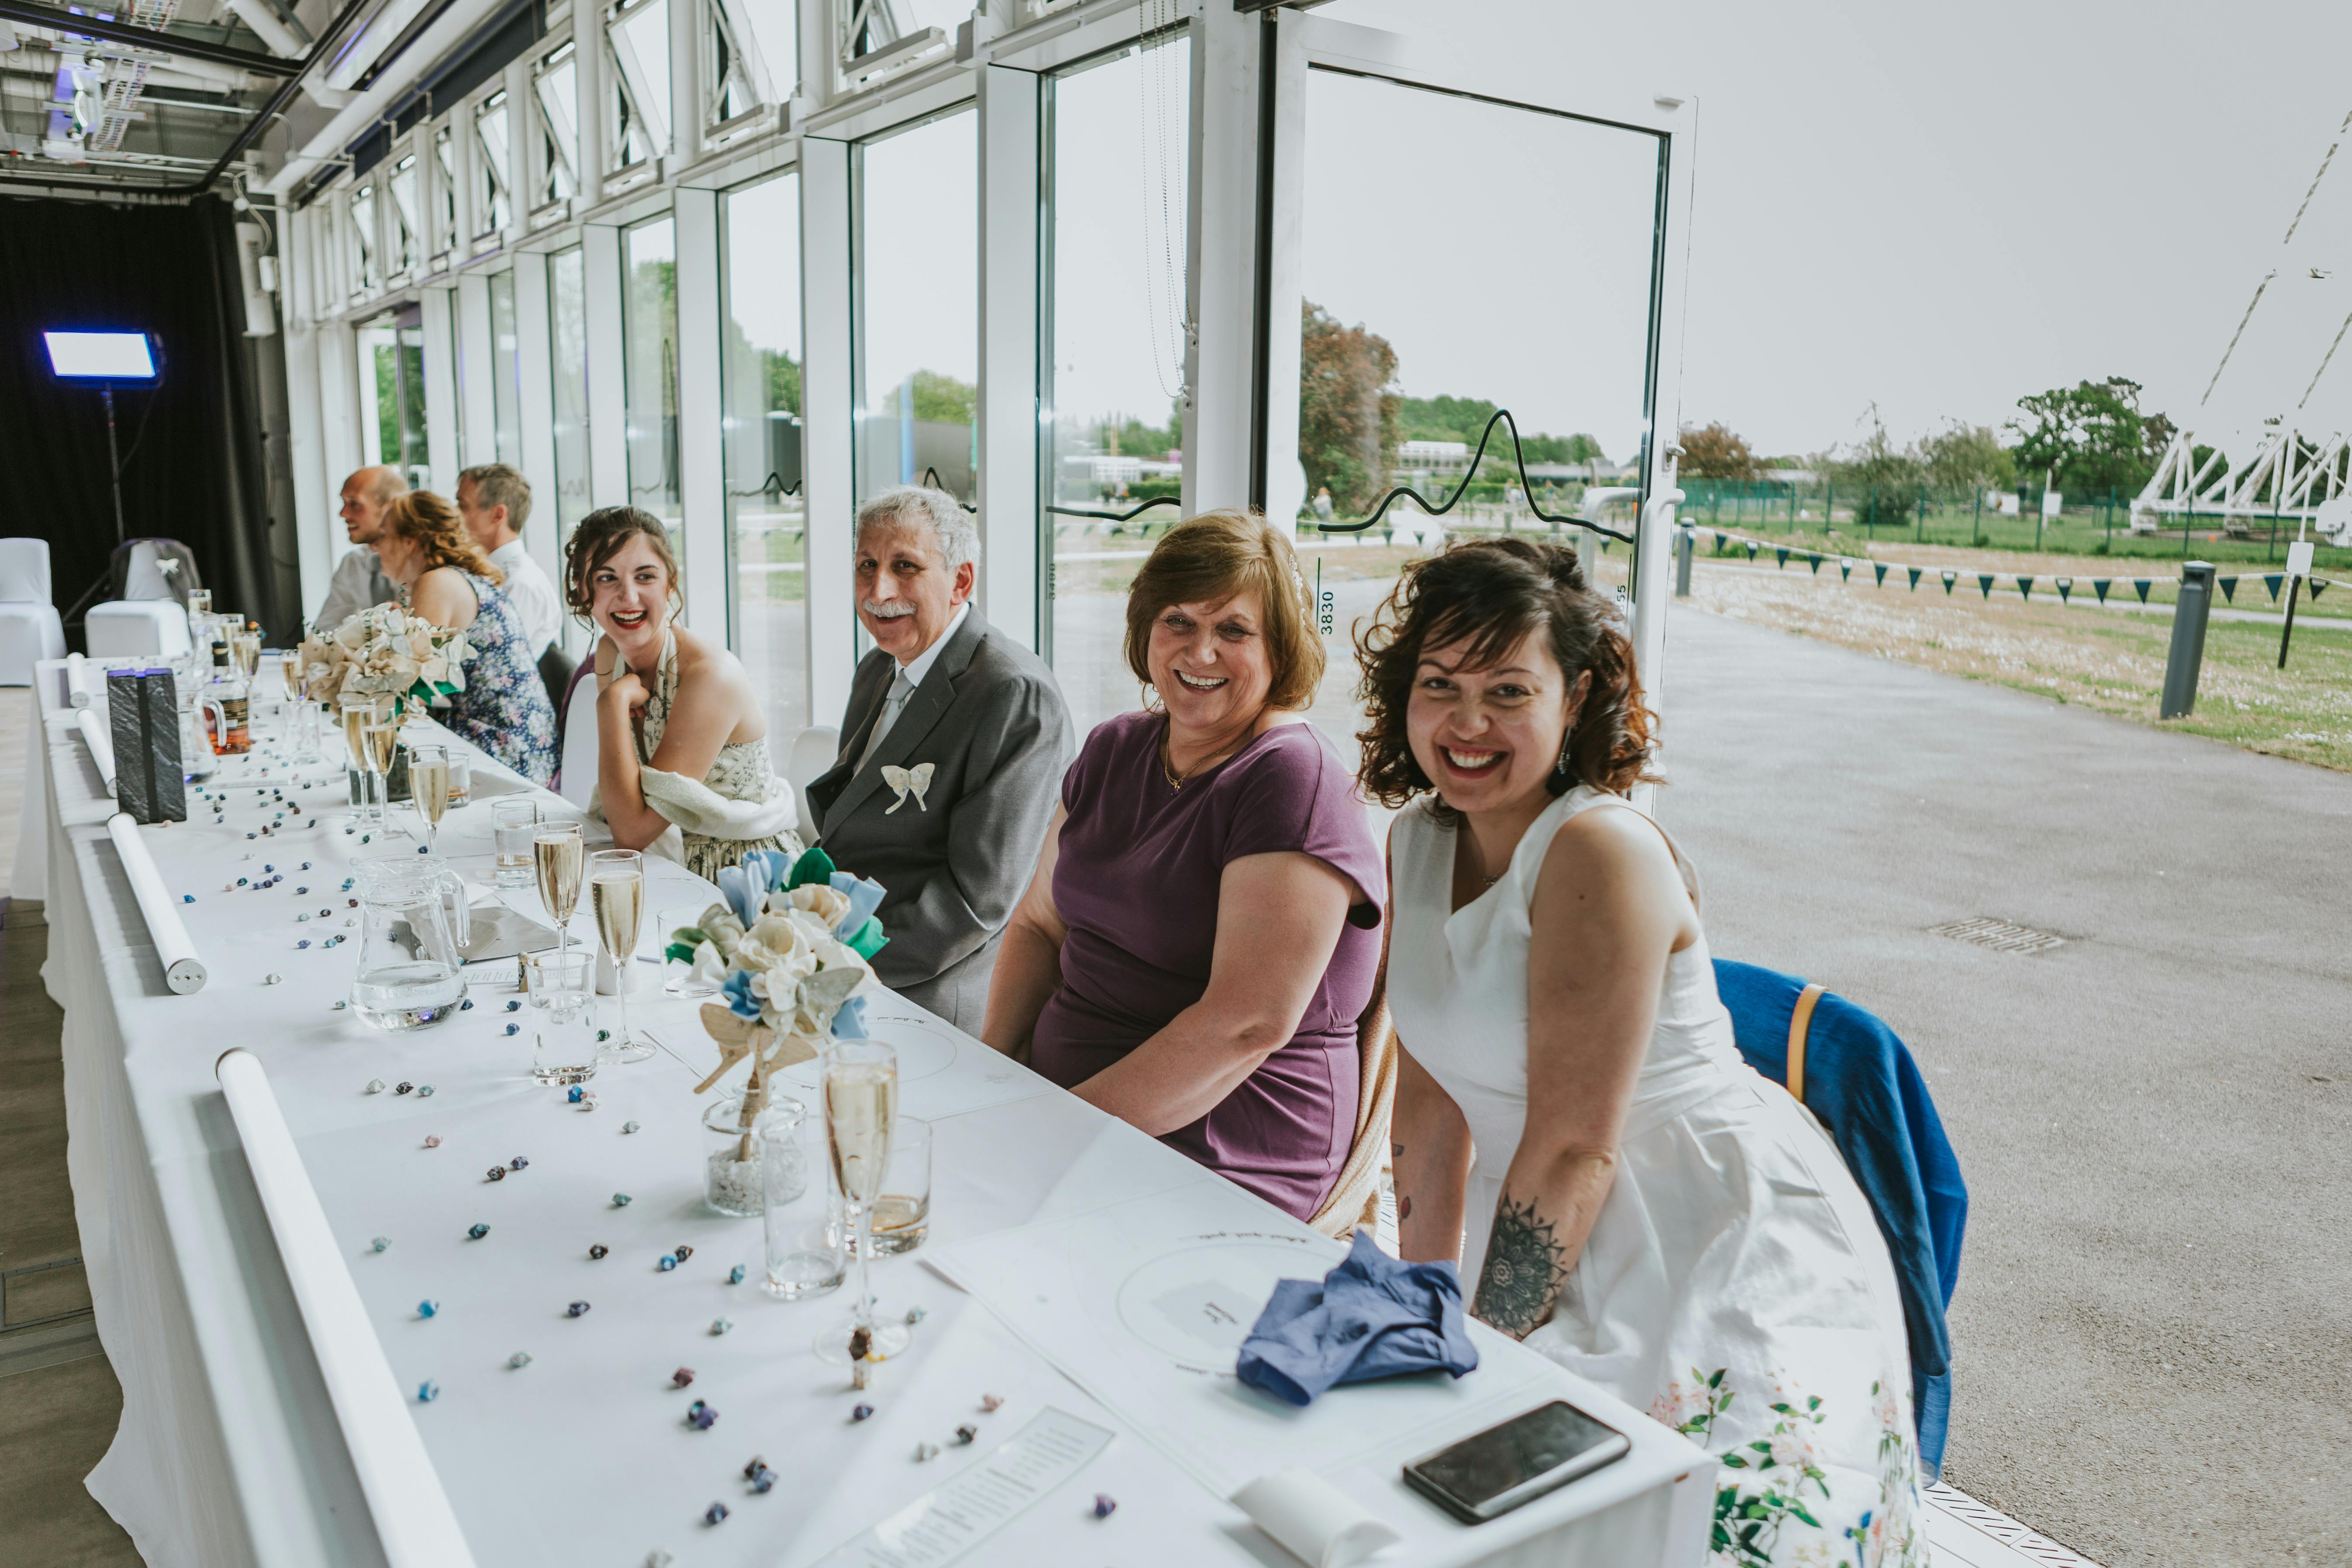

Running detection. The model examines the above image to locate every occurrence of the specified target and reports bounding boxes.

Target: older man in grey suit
[805,487,1074,1029]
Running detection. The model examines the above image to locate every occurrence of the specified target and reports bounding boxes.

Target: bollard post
[1675,525,1694,596]
[2160,562,2218,718]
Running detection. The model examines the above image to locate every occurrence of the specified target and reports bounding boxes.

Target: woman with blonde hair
[982,511,1384,1223]
[374,489,557,782]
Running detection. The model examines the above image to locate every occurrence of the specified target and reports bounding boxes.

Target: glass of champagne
[588,849,654,1065]
[360,714,401,836]
[816,1039,908,1363]
[340,691,385,825]
[230,625,262,685]
[408,744,450,853]
[533,822,586,968]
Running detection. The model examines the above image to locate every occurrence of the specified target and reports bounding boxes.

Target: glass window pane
[856,109,976,506]
[735,0,796,102]
[723,170,807,744]
[350,184,379,294]
[1043,35,1190,734]
[358,324,395,465]
[398,324,431,486]
[533,45,579,210]
[431,126,459,254]
[389,153,421,273]
[623,217,683,569]
[476,93,513,234]
[490,269,524,469]
[1290,69,1665,745]
[550,246,592,532]
[609,0,672,169]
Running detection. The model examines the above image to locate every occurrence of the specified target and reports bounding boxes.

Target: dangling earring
[1555,737,1571,775]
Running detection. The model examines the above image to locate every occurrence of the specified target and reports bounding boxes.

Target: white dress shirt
[856,600,967,772]
[487,538,561,657]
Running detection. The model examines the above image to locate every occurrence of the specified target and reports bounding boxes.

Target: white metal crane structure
[2135,108,2352,545]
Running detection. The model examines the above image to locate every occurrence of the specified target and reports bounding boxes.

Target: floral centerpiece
[676,845,890,1208]
[296,603,469,715]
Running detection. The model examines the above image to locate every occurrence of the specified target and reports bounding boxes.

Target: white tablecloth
[28,662,1709,1568]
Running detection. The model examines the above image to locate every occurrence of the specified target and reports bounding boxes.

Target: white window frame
[348,181,381,300]
[701,0,776,148]
[473,89,516,242]
[835,0,945,96]
[387,145,423,280]
[428,121,462,266]
[604,0,672,186]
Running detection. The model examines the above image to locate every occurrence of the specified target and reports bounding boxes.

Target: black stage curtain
[0,195,282,642]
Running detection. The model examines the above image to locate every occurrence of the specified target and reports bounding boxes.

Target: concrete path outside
[1652,606,2351,1568]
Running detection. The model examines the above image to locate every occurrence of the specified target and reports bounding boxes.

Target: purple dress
[1031,711,1386,1219]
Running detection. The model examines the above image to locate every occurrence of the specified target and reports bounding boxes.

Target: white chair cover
[87,600,192,659]
[787,724,840,843]
[0,536,52,602]
[555,673,601,810]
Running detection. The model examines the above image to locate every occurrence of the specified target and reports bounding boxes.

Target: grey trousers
[887,936,1000,1034]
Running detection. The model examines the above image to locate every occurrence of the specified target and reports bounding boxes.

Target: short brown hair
[1124,510,1323,711]
[564,506,680,620]
[1355,538,1655,812]
[384,491,504,585]
[459,463,533,532]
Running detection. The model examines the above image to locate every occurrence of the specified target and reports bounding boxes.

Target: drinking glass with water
[493,800,540,889]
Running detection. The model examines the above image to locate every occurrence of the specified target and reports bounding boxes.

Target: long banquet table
[27,658,1710,1568]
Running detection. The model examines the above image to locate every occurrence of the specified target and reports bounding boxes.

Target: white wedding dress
[1387,786,1927,1568]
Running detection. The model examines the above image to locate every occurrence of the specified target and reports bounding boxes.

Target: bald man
[314,465,406,631]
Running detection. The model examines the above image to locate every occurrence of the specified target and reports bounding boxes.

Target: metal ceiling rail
[0,0,300,75]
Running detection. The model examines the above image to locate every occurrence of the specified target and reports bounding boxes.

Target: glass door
[1270,22,1690,755]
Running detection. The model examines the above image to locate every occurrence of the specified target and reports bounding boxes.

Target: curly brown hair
[563,506,681,623]
[1124,510,1324,710]
[1354,538,1656,815]
[384,491,504,585]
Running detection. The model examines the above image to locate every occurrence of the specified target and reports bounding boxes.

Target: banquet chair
[0,537,67,685]
[1711,958,1967,1478]
[786,725,840,844]
[82,538,198,658]
[554,662,600,808]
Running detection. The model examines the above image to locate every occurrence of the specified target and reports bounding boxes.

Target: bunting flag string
[1688,527,2337,613]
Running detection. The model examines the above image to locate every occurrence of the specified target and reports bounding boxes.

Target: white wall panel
[455,270,497,466]
[674,185,727,634]
[1183,1,1263,514]
[583,222,630,510]
[800,134,856,725]
[420,286,461,494]
[976,62,1040,651]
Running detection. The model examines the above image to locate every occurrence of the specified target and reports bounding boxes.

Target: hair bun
[1544,543,1588,591]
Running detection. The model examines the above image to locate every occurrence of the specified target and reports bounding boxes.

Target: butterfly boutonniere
[881,762,935,814]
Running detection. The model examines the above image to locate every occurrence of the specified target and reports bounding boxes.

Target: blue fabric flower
[828,872,886,939]
[715,866,758,929]
[720,968,762,1020]
[829,995,869,1040]
[740,848,792,897]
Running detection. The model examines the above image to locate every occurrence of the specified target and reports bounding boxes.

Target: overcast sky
[1320,0,2350,460]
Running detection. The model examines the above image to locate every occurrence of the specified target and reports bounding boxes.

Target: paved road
[1652,606,2351,1568]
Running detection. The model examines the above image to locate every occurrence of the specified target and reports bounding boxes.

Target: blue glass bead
[417,1300,439,1318]
[704,1502,728,1525]
[417,844,429,854]
[297,940,310,949]
[371,1235,389,1252]
[296,887,307,895]
[264,865,273,873]
[567,1300,590,1316]
[742,1455,766,1480]
[750,1469,775,1495]
[182,894,193,903]
[506,1000,521,1013]
[301,862,311,870]
[509,1352,532,1369]
[658,1256,678,1272]
[509,1157,527,1170]
[468,1223,489,1240]
[417,1085,434,1098]
[504,1024,518,1036]
[672,1245,693,1261]
[612,1193,631,1207]
[236,877,247,886]
[851,1404,873,1422]
[567,1086,583,1103]
[692,1407,718,1431]
[418,1380,439,1402]
[728,1265,746,1285]
[460,999,474,1010]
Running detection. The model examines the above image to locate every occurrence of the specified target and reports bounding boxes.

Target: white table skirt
[28,662,1709,1568]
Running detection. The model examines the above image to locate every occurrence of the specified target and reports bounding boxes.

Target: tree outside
[1921,421,2016,493]
[2007,377,2173,496]
[1679,421,1757,480]
[1300,301,1400,514]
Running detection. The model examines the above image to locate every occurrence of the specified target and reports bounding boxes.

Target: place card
[808,1407,1114,1568]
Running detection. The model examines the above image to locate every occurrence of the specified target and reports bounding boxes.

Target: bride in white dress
[1360,539,1925,1568]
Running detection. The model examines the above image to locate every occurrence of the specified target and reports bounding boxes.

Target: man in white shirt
[455,463,560,657]
[314,466,404,631]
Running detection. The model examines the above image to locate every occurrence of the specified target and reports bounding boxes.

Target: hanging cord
[919,466,979,513]
[1137,0,1189,407]
[725,473,804,498]
[1314,408,1634,543]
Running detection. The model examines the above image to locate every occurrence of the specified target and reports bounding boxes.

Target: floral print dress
[444,570,557,785]
[624,631,800,883]
[1386,787,1928,1568]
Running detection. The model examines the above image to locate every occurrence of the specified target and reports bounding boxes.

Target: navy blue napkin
[1235,1231,1479,1406]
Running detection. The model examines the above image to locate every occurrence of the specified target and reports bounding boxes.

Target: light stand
[41,331,162,550]
[102,383,126,546]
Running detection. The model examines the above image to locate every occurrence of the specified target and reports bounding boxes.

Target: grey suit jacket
[805,609,1073,1027]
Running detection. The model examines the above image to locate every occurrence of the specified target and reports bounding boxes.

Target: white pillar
[800,134,857,726]
[419,285,461,494]
[674,185,727,635]
[511,252,564,603]
[283,205,335,620]
[583,221,629,511]
[976,61,1040,651]
[455,270,496,467]
[1183,2,1265,515]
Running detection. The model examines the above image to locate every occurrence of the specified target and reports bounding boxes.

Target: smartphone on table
[1401,1399,1632,1524]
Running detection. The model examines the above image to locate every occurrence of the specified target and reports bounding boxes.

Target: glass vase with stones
[704,1092,783,1217]
[349,853,472,1030]
[759,1099,844,1300]
[524,948,598,1083]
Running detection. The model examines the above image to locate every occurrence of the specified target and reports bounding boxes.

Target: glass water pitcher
[348,853,472,1030]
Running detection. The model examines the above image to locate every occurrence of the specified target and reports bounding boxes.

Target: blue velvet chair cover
[1711,959,1967,1478]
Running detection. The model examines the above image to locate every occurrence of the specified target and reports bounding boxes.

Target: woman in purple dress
[981,511,1385,1224]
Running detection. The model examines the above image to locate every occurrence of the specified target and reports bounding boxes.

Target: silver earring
[1555,737,1571,774]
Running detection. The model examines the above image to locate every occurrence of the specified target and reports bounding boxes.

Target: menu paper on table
[810,1407,1114,1568]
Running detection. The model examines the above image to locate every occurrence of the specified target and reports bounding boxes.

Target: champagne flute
[340,691,385,825]
[408,744,450,853]
[361,717,401,836]
[816,1040,908,1363]
[231,627,261,683]
[533,822,586,968]
[588,849,654,1065]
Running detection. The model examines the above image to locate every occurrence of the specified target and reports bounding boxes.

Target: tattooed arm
[1471,803,1697,1339]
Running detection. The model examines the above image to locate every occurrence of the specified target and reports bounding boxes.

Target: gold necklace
[1160,722,1221,791]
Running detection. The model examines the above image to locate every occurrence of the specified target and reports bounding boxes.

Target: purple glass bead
[487,1167,505,1181]
[750,1469,775,1495]
[704,1502,728,1526]
[567,1300,590,1316]
[1093,1494,1117,1519]
[851,1404,873,1422]
[510,1157,528,1170]
[741,1455,766,1481]
[673,1367,695,1387]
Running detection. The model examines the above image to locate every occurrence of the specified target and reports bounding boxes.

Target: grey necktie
[856,669,915,774]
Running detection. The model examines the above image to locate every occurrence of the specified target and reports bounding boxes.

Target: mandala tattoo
[1473,1196,1566,1337]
